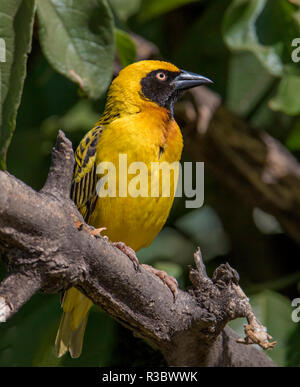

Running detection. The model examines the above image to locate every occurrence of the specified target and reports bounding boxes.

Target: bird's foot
[88,226,107,238]
[141,264,178,301]
[112,243,178,299]
[72,215,107,238]
[112,242,139,271]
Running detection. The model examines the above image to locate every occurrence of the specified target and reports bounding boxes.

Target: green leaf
[138,227,195,266]
[269,74,300,115]
[153,261,183,281]
[139,0,198,22]
[229,290,295,366]
[0,293,116,366]
[108,0,141,20]
[174,0,230,96]
[286,116,300,150]
[226,51,274,116]
[37,0,115,100]
[115,29,137,68]
[223,0,300,77]
[33,307,116,367]
[174,206,230,261]
[289,0,300,6]
[252,207,283,235]
[0,0,36,170]
[0,294,61,366]
[246,271,300,295]
[286,322,300,367]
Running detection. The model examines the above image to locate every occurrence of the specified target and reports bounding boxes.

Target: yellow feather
[55,60,183,358]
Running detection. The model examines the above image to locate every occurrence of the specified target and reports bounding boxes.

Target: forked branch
[0,131,275,366]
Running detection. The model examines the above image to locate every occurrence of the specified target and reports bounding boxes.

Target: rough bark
[0,131,275,367]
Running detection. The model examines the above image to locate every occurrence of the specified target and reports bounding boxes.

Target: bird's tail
[55,287,93,358]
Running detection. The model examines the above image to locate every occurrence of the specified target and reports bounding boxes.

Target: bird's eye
[156,72,167,81]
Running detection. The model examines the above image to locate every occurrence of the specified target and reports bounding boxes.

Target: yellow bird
[55,60,212,358]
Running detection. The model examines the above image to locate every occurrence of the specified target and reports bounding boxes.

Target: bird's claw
[111,244,179,300]
[112,242,140,271]
[89,227,107,237]
[72,215,107,238]
[141,264,178,301]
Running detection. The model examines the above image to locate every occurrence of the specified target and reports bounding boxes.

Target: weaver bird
[55,60,212,358]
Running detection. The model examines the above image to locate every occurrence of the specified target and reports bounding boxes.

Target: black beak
[174,70,213,91]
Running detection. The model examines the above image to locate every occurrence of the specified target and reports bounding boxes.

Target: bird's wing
[71,125,104,222]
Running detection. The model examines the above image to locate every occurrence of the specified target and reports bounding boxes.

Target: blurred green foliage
[0,0,36,170]
[0,0,300,367]
[115,28,137,67]
[229,290,296,366]
[37,0,115,99]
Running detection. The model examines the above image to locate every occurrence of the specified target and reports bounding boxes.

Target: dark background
[0,0,300,367]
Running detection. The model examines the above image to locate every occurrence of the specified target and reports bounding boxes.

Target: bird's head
[105,60,212,118]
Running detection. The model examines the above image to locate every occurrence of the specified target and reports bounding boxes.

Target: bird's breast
[90,109,183,250]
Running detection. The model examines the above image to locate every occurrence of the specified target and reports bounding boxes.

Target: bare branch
[0,272,41,321]
[40,130,75,198]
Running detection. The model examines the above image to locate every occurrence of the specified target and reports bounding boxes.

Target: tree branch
[0,131,275,366]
